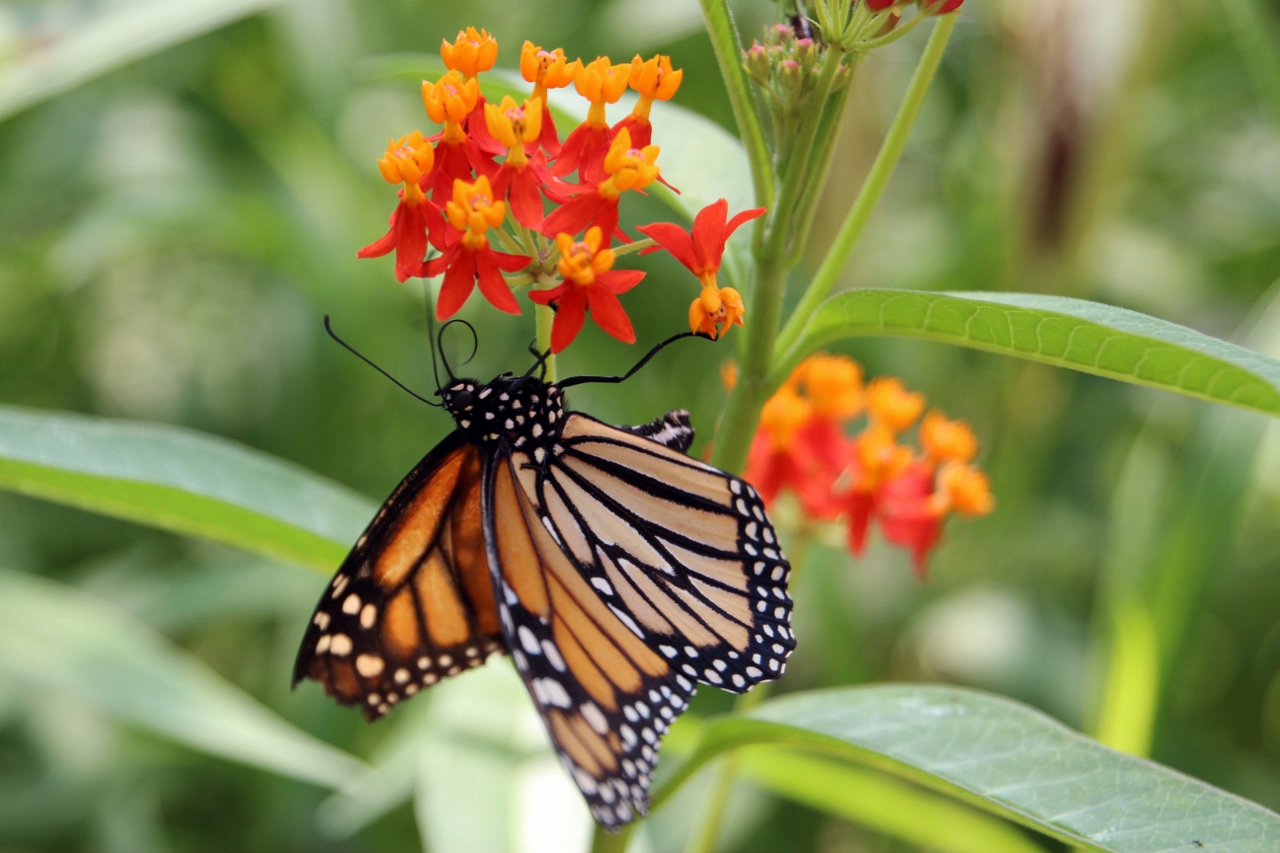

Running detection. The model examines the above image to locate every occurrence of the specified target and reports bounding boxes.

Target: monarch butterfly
[293,321,796,828]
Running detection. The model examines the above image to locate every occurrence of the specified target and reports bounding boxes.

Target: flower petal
[508,169,545,229]
[585,282,636,344]
[436,249,476,319]
[550,287,588,352]
[528,282,569,306]
[475,248,522,314]
[598,269,645,293]
[723,206,767,242]
[691,199,729,271]
[493,250,533,273]
[541,194,603,238]
[634,222,699,273]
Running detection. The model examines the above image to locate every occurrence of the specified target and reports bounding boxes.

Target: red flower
[485,96,574,230]
[541,128,660,242]
[421,72,496,199]
[520,42,579,159]
[357,131,444,283]
[528,227,644,352]
[637,198,765,338]
[552,57,630,180]
[422,176,530,319]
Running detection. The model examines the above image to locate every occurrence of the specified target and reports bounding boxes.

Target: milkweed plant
[330,2,1280,849]
[6,0,1280,851]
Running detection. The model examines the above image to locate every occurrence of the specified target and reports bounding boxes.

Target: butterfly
[293,321,796,828]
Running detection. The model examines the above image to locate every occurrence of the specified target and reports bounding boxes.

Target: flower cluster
[357,28,762,351]
[743,354,993,575]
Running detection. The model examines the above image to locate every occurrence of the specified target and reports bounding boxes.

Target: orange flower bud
[555,227,616,287]
[628,54,683,101]
[919,410,979,463]
[445,176,506,250]
[574,57,631,125]
[795,354,863,420]
[484,96,543,150]
[853,424,914,490]
[521,42,577,90]
[600,128,660,197]
[441,27,498,78]
[689,285,745,339]
[376,130,434,190]
[759,383,814,449]
[865,377,924,432]
[933,461,994,516]
[422,71,480,130]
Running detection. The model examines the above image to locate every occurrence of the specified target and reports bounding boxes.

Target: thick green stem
[774,14,956,361]
[699,0,776,211]
[535,297,556,382]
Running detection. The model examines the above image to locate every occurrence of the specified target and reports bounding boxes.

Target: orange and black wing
[294,432,504,719]
[482,413,793,827]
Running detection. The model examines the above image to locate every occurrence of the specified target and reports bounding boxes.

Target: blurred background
[2,0,1280,850]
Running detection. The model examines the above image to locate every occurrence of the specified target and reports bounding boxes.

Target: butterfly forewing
[294,433,506,719]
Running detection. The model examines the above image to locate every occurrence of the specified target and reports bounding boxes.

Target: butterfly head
[439,374,565,448]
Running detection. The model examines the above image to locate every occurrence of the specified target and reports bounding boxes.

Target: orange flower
[441,27,498,78]
[795,354,863,420]
[743,354,994,578]
[553,56,631,179]
[421,71,496,198]
[528,227,645,352]
[423,176,530,318]
[919,410,979,464]
[865,377,924,431]
[520,41,579,157]
[637,199,765,340]
[540,128,659,242]
[357,132,445,282]
[614,54,683,149]
[484,96,571,229]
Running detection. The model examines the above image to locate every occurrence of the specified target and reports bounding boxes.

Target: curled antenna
[556,331,708,389]
[436,318,478,381]
[324,316,440,407]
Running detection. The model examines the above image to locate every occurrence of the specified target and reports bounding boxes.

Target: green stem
[612,237,657,257]
[854,10,926,51]
[773,13,956,361]
[699,0,776,212]
[535,291,556,382]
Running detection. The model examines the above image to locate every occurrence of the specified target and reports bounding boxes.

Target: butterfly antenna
[436,319,478,381]
[521,339,552,380]
[323,316,441,407]
[556,331,709,389]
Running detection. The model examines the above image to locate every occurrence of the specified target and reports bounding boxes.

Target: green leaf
[0,569,368,788]
[735,748,1045,853]
[778,290,1280,417]
[0,0,290,122]
[0,406,373,571]
[664,685,1280,852]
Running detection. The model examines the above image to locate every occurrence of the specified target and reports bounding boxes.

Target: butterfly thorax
[439,374,565,453]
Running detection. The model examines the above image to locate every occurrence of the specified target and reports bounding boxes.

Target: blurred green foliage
[2,0,1280,850]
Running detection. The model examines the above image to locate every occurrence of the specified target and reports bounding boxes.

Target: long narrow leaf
[0,570,368,788]
[660,685,1280,852]
[779,290,1280,417]
[0,406,372,570]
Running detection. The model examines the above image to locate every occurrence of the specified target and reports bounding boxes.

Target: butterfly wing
[294,432,505,719]
[482,412,793,827]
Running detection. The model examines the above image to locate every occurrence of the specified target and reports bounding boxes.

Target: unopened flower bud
[778,59,804,98]
[744,43,772,86]
[793,37,820,75]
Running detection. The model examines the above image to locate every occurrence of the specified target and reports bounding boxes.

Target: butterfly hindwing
[294,432,505,719]
[481,413,794,826]
[483,451,695,827]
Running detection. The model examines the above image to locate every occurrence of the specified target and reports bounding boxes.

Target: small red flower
[421,72,496,199]
[485,96,574,229]
[357,131,444,283]
[422,176,529,318]
[520,42,579,159]
[528,227,644,352]
[637,198,764,339]
[541,128,660,242]
[552,57,630,180]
